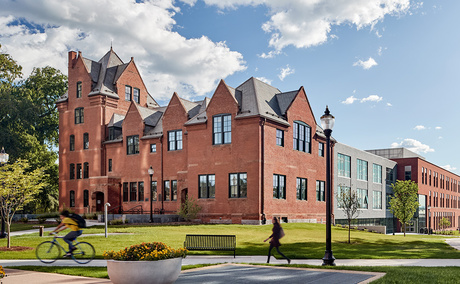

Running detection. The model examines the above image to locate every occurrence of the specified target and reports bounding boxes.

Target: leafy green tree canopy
[389,180,419,236]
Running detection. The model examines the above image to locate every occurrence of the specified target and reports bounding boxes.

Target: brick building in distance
[56,49,332,224]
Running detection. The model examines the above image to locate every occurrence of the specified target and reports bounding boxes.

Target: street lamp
[427,206,431,235]
[148,166,154,222]
[0,147,9,239]
[320,106,336,266]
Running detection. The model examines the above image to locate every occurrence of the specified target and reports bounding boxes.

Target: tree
[0,159,46,248]
[0,48,66,213]
[439,217,451,234]
[336,187,360,243]
[389,180,419,237]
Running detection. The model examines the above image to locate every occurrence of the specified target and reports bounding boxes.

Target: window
[213,114,231,145]
[357,189,368,209]
[127,135,139,155]
[273,174,286,199]
[83,190,89,207]
[76,163,82,179]
[386,193,392,209]
[130,182,137,201]
[108,127,122,141]
[318,142,324,157]
[108,159,112,172]
[70,163,75,179]
[357,159,368,181]
[83,162,89,179]
[168,130,182,151]
[138,182,144,201]
[373,191,382,209]
[296,177,307,200]
[123,183,129,202]
[70,190,75,207]
[337,185,350,208]
[422,167,425,184]
[404,166,412,181]
[125,85,132,101]
[151,181,157,201]
[164,181,170,201]
[70,135,75,151]
[316,181,325,201]
[76,81,82,98]
[75,107,84,124]
[83,133,89,149]
[386,167,394,185]
[337,153,351,178]
[293,121,311,153]
[373,164,382,183]
[171,180,177,201]
[133,88,140,103]
[150,144,156,153]
[276,129,284,147]
[229,173,247,198]
[199,174,215,199]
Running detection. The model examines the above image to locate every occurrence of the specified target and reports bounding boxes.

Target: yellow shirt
[62,217,80,231]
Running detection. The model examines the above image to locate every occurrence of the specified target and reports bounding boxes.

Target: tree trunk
[348,220,351,243]
[7,221,11,248]
[403,222,406,237]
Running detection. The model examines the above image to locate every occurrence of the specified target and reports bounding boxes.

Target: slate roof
[108,113,125,128]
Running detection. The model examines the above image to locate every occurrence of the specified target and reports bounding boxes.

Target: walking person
[264,217,290,264]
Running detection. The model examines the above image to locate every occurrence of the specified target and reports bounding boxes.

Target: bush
[109,219,127,225]
[19,217,28,223]
[83,213,97,220]
[177,197,201,221]
[37,216,47,224]
[103,242,187,261]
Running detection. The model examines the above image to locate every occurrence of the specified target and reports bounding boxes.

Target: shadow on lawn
[237,239,460,259]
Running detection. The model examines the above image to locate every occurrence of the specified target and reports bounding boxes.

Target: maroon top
[269,223,282,247]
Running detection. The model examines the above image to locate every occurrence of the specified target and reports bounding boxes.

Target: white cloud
[353,57,378,69]
[414,125,426,130]
[390,138,435,154]
[438,136,443,139]
[258,50,281,59]
[278,65,294,81]
[441,165,457,172]
[435,126,442,130]
[341,96,358,105]
[256,76,272,85]
[204,0,410,50]
[361,95,382,103]
[386,103,393,107]
[0,0,246,101]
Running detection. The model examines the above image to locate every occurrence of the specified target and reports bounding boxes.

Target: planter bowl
[107,257,182,284]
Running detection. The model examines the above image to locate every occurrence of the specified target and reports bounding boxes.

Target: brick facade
[57,49,330,224]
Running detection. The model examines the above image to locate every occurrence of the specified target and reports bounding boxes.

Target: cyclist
[50,210,83,257]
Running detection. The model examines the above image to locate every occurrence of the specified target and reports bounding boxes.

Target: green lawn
[1,223,459,259]
[8,223,57,232]
[9,265,460,284]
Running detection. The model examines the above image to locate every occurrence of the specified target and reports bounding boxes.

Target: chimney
[68,51,78,70]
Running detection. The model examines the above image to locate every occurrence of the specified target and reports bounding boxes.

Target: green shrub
[103,242,187,261]
[19,217,28,223]
[178,196,201,221]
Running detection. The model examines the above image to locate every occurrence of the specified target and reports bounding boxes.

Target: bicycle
[35,233,95,264]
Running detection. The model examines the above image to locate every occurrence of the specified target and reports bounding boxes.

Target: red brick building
[57,49,331,224]
[368,148,460,231]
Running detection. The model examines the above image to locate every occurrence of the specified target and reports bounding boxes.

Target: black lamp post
[0,147,9,239]
[148,166,154,222]
[427,206,431,235]
[320,106,336,266]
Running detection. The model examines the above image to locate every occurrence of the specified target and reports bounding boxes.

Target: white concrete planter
[107,257,182,284]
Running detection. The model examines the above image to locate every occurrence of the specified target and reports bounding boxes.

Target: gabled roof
[234,77,290,126]
[184,97,210,126]
[87,48,124,98]
[108,113,125,128]
[137,105,164,127]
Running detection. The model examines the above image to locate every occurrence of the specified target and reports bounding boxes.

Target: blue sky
[1,0,458,174]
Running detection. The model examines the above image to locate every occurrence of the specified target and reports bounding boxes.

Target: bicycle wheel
[36,241,61,264]
[72,241,95,264]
